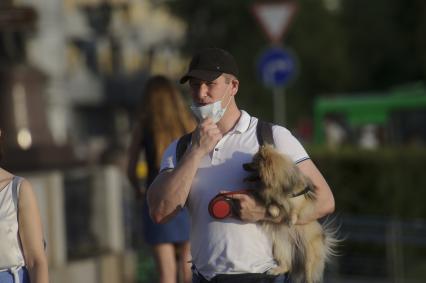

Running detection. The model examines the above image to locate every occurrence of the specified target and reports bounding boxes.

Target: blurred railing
[24,165,138,283]
[329,215,426,283]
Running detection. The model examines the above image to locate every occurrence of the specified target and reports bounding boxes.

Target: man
[147,48,335,283]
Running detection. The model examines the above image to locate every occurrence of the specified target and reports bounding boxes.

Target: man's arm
[293,159,334,224]
[147,118,222,224]
[147,148,204,224]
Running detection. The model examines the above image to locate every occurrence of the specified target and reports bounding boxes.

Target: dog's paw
[268,205,280,218]
[291,213,298,225]
[266,266,289,275]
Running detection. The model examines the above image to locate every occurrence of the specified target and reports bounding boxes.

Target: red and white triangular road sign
[252,1,298,44]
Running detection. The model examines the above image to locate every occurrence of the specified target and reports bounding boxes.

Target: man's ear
[231,79,239,96]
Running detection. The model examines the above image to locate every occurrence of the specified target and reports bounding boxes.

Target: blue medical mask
[190,86,232,123]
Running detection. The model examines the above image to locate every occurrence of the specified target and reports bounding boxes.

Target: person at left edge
[0,128,49,283]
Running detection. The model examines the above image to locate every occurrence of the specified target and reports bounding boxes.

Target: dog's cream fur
[243,145,337,283]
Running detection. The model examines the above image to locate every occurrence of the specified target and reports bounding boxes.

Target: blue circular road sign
[257,47,297,88]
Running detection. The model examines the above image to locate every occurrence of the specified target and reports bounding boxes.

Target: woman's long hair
[139,75,196,167]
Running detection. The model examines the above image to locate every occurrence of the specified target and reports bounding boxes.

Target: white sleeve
[273,125,310,164]
[159,139,178,172]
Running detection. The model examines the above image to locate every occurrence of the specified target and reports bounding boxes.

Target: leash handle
[208,190,252,219]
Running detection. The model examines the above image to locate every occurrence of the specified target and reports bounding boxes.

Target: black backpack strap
[256,119,274,146]
[176,132,193,163]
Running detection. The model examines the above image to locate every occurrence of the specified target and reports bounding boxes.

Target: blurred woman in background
[0,129,49,283]
[127,75,196,283]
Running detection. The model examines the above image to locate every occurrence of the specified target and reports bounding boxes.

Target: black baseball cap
[180,47,239,84]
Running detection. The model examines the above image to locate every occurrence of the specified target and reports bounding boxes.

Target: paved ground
[325,276,424,283]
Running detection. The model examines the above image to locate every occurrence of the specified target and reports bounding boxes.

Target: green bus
[313,83,426,146]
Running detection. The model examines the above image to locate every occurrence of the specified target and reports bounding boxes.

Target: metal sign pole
[252,1,298,128]
[258,47,295,126]
[273,87,286,126]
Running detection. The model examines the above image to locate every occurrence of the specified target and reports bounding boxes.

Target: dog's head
[244,145,309,197]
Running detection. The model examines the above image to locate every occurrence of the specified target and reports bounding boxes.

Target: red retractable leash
[208,189,252,219]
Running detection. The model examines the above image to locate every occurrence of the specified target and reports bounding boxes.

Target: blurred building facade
[1,0,188,282]
[1,0,188,157]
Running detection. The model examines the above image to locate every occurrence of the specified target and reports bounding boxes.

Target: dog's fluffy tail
[322,216,343,260]
[292,218,342,283]
[289,231,308,283]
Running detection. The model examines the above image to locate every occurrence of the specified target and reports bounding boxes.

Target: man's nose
[194,83,209,101]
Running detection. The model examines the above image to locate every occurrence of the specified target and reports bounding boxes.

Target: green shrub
[310,147,426,219]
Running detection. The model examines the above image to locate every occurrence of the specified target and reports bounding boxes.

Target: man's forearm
[147,148,203,223]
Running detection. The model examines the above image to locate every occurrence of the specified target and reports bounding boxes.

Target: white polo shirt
[160,110,309,280]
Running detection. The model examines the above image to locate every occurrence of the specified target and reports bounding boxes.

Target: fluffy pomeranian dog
[243,145,337,283]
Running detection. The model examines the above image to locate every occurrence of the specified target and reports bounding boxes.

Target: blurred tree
[165,0,426,129]
[287,0,352,124]
[341,0,426,91]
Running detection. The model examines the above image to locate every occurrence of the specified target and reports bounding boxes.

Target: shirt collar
[232,110,251,134]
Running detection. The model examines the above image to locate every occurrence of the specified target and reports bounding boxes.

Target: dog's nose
[243,162,257,171]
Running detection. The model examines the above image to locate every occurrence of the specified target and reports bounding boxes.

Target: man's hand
[224,191,286,223]
[191,118,222,156]
[227,192,267,223]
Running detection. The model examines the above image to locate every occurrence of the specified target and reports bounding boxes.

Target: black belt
[195,272,288,283]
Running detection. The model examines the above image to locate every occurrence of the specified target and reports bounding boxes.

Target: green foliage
[340,0,426,91]
[137,248,157,283]
[310,147,426,218]
[166,0,426,128]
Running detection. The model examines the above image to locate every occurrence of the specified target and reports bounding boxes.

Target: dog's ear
[282,166,312,195]
[303,178,317,200]
[284,167,300,191]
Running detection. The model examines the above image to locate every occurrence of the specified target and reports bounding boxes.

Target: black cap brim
[180,69,222,84]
